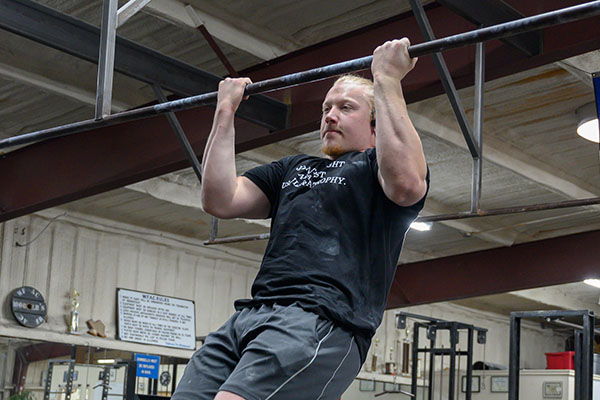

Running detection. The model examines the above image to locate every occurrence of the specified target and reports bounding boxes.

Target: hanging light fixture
[576,72,600,143]
[576,102,599,143]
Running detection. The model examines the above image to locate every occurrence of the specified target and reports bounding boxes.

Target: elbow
[202,203,235,219]
[385,177,427,207]
[201,190,234,219]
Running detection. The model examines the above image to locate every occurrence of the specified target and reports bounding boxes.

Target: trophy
[69,289,81,334]
[370,338,380,372]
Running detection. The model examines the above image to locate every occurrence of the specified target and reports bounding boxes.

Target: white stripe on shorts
[265,324,334,400]
[316,336,354,400]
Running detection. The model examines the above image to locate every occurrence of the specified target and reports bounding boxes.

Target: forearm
[200,105,239,215]
[374,76,427,204]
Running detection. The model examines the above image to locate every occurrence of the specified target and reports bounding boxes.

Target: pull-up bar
[1,0,600,150]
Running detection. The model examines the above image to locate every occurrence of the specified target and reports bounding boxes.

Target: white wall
[0,211,260,355]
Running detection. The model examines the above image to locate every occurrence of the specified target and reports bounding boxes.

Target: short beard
[322,143,346,159]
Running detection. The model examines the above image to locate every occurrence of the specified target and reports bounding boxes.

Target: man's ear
[370,123,376,146]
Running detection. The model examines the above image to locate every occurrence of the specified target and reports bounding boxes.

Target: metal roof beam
[0,0,288,131]
[387,229,600,308]
[144,0,295,59]
[1,1,600,222]
[437,0,542,56]
[0,62,129,112]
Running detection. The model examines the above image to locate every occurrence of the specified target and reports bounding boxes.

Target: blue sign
[135,354,160,379]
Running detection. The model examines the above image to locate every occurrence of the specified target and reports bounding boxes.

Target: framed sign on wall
[117,288,196,350]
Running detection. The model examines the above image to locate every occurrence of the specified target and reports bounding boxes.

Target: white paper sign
[117,289,195,350]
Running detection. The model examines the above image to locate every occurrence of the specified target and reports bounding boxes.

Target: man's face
[320,82,376,159]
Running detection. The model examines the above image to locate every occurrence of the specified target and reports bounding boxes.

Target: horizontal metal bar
[0,0,287,131]
[409,1,600,57]
[203,232,271,245]
[2,1,600,150]
[417,348,470,356]
[397,311,444,323]
[396,311,487,332]
[545,318,600,335]
[431,321,487,332]
[203,197,600,245]
[418,197,600,222]
[512,310,594,319]
[375,389,415,398]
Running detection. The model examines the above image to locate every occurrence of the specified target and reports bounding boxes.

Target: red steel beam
[387,229,600,308]
[10,342,72,395]
[1,0,600,222]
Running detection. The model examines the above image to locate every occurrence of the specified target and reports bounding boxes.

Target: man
[173,38,428,400]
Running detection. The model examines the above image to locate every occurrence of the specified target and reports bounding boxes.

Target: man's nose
[324,108,338,124]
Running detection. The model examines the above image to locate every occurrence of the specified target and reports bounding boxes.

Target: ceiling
[0,0,599,315]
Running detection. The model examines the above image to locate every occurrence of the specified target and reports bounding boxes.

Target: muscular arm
[200,78,271,219]
[372,39,428,207]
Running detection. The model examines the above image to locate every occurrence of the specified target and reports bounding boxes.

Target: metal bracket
[43,360,53,400]
[152,85,203,184]
[95,0,118,120]
[65,360,75,400]
[477,330,486,344]
[471,41,485,213]
[101,366,111,400]
[409,0,480,159]
[427,325,437,341]
[209,217,219,242]
[397,314,407,329]
[117,0,152,28]
[449,324,459,346]
[410,0,486,213]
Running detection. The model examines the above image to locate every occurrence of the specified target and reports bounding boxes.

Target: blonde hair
[332,74,375,124]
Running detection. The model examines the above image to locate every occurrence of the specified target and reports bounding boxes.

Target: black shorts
[172,303,362,400]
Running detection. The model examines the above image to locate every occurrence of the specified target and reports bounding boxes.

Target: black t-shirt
[235,148,428,362]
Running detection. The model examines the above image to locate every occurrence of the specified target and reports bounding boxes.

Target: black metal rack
[508,310,596,400]
[397,312,487,400]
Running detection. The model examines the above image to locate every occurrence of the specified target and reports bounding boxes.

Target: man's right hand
[201,76,271,220]
[216,77,253,113]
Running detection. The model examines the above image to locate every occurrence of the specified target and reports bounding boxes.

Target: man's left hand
[371,38,417,83]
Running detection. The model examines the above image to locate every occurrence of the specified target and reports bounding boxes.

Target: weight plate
[10,286,47,328]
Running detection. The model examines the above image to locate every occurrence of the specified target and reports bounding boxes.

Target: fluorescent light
[583,279,600,289]
[576,102,599,143]
[410,222,432,231]
[97,359,116,364]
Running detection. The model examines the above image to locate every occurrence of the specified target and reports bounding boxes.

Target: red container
[545,351,575,369]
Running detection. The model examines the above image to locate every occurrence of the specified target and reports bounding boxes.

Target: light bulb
[410,222,432,231]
